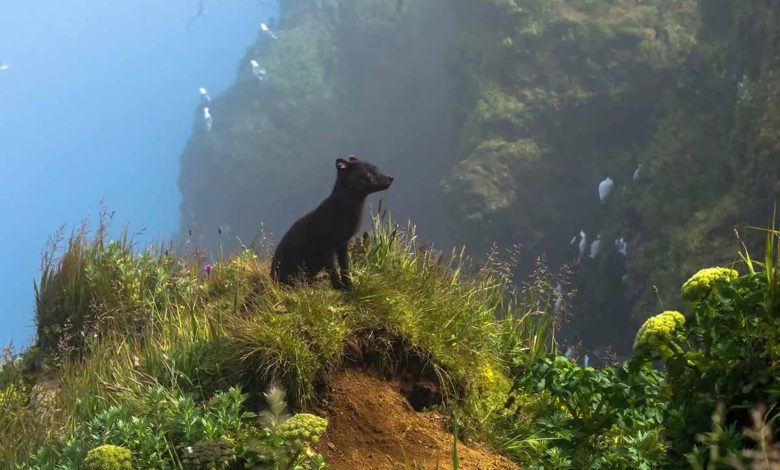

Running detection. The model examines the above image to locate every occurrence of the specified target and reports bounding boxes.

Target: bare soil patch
[314,369,520,470]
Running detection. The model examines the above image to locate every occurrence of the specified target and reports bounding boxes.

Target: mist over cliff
[179,0,457,251]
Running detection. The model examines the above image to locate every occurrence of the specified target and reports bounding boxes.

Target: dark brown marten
[271,156,394,289]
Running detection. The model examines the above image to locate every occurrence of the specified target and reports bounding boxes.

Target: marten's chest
[335,212,362,241]
[314,196,365,243]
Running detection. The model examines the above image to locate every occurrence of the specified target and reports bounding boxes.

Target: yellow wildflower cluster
[681,267,738,302]
[83,444,133,470]
[633,311,686,359]
[278,413,328,445]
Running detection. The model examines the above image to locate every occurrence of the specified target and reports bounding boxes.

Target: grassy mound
[0,212,558,468]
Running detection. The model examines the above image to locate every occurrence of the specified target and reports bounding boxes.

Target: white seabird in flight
[203,107,213,132]
[260,22,278,40]
[615,237,628,256]
[199,87,210,104]
[553,283,563,314]
[598,177,614,203]
[575,230,588,265]
[250,60,267,81]
[589,235,602,259]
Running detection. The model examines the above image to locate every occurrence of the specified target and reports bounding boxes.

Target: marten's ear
[348,156,359,162]
[336,158,350,171]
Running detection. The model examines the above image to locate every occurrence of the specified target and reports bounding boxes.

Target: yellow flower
[633,311,686,359]
[83,445,133,470]
[681,267,738,302]
[279,413,328,443]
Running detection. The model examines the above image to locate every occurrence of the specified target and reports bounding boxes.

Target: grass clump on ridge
[0,210,562,467]
[226,213,544,407]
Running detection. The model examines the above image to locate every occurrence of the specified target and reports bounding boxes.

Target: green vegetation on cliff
[445,0,780,335]
[626,1,780,318]
[0,213,557,468]
[445,0,699,251]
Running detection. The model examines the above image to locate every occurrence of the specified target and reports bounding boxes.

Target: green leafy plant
[243,385,328,470]
[180,438,236,470]
[26,385,254,468]
[506,356,666,469]
[34,212,191,356]
[686,403,780,470]
[634,261,780,464]
[626,218,780,466]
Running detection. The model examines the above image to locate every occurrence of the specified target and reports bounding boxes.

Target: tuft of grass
[227,284,349,404]
[742,206,780,315]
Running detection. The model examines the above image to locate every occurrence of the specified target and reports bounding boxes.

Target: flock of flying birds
[570,164,642,266]
[0,1,276,135]
[189,0,277,133]
[554,164,644,366]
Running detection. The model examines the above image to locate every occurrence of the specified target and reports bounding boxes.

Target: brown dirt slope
[315,369,520,470]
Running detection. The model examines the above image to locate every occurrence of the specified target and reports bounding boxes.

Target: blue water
[0,0,275,350]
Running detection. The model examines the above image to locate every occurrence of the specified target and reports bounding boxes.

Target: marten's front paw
[330,277,349,291]
[339,276,353,291]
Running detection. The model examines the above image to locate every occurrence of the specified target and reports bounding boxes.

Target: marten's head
[335,156,394,196]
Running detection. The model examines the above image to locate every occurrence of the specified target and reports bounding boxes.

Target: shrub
[506,356,666,468]
[685,403,780,469]
[26,385,254,468]
[34,216,187,355]
[633,244,780,464]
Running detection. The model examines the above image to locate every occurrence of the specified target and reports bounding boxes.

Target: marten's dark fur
[271,156,394,289]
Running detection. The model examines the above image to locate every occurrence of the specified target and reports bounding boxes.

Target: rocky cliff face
[179,0,780,351]
[441,0,700,350]
[623,0,780,319]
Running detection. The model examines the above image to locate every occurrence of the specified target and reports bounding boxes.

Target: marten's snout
[382,175,394,189]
